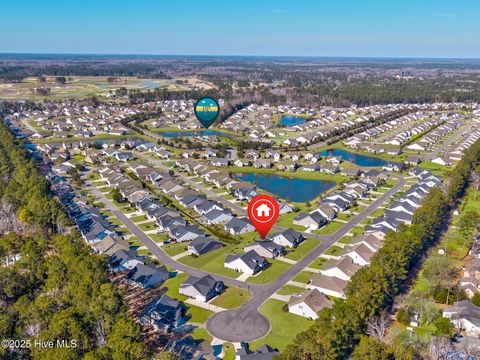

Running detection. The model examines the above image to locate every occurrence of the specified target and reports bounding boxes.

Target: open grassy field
[0,75,204,100]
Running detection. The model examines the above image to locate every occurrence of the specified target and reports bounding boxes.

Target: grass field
[187,305,214,323]
[178,249,241,278]
[313,221,344,235]
[293,271,313,284]
[283,238,319,261]
[277,285,306,295]
[163,273,189,301]
[162,242,189,256]
[247,260,292,284]
[249,299,313,351]
[210,286,252,309]
[191,327,212,343]
[0,75,199,100]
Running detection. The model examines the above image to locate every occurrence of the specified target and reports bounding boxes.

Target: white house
[288,289,333,320]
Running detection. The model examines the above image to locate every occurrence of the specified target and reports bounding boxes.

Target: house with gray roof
[139,294,187,332]
[244,240,286,259]
[443,300,480,337]
[188,237,224,256]
[224,250,268,275]
[124,263,169,288]
[224,217,255,235]
[179,274,224,302]
[269,228,305,248]
[200,209,233,225]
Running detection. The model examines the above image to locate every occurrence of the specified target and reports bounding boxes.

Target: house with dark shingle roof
[188,237,224,256]
[224,217,255,235]
[139,294,187,332]
[124,263,169,288]
[224,250,268,275]
[179,274,224,302]
[269,228,305,248]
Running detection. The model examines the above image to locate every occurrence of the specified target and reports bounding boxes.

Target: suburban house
[293,211,327,230]
[321,257,362,281]
[109,249,143,273]
[168,225,204,242]
[124,263,169,288]
[288,288,333,320]
[91,235,130,255]
[188,237,224,256]
[139,294,187,332]
[179,274,224,302]
[224,250,269,275]
[200,209,234,225]
[269,228,305,248]
[224,217,255,235]
[339,243,375,266]
[244,240,286,259]
[443,300,480,337]
[309,273,348,299]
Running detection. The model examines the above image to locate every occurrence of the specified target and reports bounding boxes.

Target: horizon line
[1,51,480,61]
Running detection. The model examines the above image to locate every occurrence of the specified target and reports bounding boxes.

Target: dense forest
[278,139,480,360]
[0,123,153,360]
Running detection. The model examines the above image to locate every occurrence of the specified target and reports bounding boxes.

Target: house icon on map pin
[255,203,271,217]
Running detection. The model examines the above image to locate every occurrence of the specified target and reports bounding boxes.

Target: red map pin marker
[247,194,279,239]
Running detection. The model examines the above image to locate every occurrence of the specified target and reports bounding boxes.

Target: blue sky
[1,0,479,57]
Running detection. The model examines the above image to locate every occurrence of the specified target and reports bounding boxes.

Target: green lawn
[308,257,327,270]
[163,242,189,256]
[210,286,252,309]
[128,237,142,247]
[130,214,149,222]
[138,221,157,231]
[284,238,319,261]
[249,299,313,351]
[191,327,212,342]
[277,285,306,295]
[338,236,352,245]
[325,245,342,256]
[163,273,189,301]
[351,226,364,235]
[336,212,354,221]
[223,343,236,360]
[292,271,313,284]
[247,260,292,284]
[276,212,307,231]
[187,305,214,323]
[137,248,153,256]
[149,233,168,243]
[313,221,344,235]
[178,249,241,278]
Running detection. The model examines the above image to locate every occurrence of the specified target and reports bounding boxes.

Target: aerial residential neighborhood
[2,1,480,359]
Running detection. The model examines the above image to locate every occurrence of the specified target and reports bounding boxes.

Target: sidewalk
[185,298,226,313]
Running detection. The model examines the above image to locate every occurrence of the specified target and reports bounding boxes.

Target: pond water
[319,148,386,167]
[158,130,235,138]
[279,115,306,126]
[234,173,335,202]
